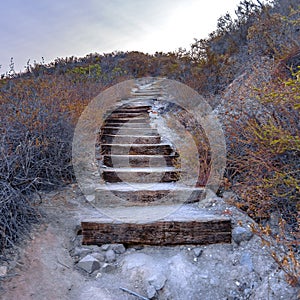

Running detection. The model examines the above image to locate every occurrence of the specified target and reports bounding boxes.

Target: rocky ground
[0,185,298,300]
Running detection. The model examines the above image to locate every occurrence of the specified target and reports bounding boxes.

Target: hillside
[0,0,299,298]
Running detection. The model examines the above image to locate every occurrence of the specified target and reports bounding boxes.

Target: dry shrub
[0,71,129,254]
[224,66,299,286]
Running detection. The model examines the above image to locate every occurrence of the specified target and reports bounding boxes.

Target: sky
[1,0,247,74]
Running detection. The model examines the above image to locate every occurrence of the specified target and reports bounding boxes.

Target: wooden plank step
[101,128,158,136]
[100,135,161,144]
[113,108,151,113]
[102,154,179,167]
[102,123,152,128]
[102,168,180,183]
[108,112,149,118]
[94,184,204,203]
[132,92,161,97]
[104,117,150,124]
[81,205,231,246]
[101,144,174,155]
[120,105,152,109]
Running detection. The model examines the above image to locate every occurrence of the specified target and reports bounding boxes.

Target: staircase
[81,78,231,246]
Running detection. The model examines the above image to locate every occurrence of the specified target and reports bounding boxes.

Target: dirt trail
[0,187,138,300]
[0,185,298,300]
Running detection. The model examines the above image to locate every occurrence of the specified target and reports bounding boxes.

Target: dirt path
[0,187,137,300]
[0,185,298,300]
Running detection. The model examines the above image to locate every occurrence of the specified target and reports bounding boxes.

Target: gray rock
[193,247,203,257]
[0,266,8,277]
[232,226,253,244]
[105,249,116,262]
[240,252,254,272]
[84,245,101,252]
[73,247,92,258]
[148,274,167,290]
[111,244,126,254]
[77,255,101,273]
[101,263,116,273]
[147,285,157,299]
[101,244,111,251]
[91,252,105,262]
[85,194,95,202]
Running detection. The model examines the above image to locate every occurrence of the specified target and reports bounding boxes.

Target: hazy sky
[1,0,246,74]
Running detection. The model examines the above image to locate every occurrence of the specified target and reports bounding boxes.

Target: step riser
[102,123,152,128]
[104,118,150,124]
[101,145,173,155]
[108,113,149,118]
[95,189,204,203]
[101,128,159,135]
[113,109,150,113]
[117,106,152,110]
[102,171,180,183]
[101,136,161,144]
[102,155,179,168]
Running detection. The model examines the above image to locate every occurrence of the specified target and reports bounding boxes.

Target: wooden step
[102,154,179,167]
[102,168,180,183]
[101,144,174,155]
[81,204,231,246]
[100,135,161,144]
[120,105,152,109]
[101,128,158,135]
[113,108,151,113]
[108,112,148,118]
[132,92,161,97]
[104,117,150,124]
[94,184,204,203]
[102,123,152,128]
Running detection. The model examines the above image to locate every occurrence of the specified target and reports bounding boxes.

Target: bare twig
[119,287,150,300]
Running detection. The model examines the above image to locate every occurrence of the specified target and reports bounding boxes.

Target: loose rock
[148,274,167,290]
[232,226,253,244]
[105,249,116,263]
[77,255,101,274]
[0,266,8,277]
[91,252,105,262]
[73,247,92,259]
[111,244,126,254]
[101,263,116,273]
[101,244,111,251]
[147,285,157,299]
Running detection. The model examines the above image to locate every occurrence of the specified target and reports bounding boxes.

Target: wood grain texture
[82,219,231,246]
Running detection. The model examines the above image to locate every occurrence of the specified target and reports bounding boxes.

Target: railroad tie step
[101,144,175,155]
[102,167,180,183]
[102,154,179,168]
